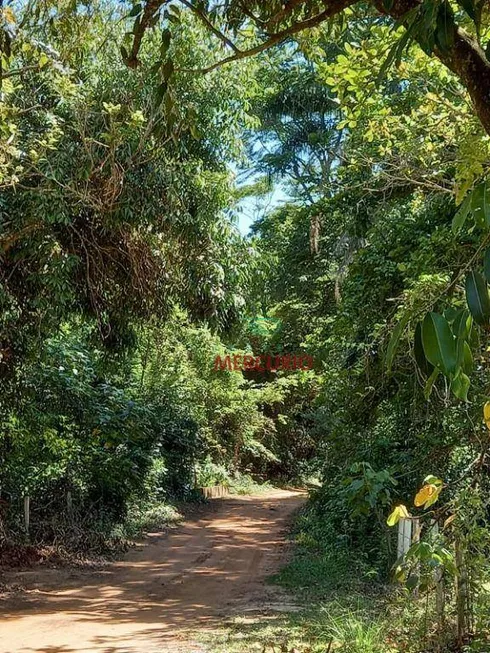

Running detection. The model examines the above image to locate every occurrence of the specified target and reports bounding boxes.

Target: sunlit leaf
[450,370,470,401]
[414,484,435,507]
[387,504,410,526]
[483,401,490,429]
[423,476,443,487]
[414,481,442,508]
[423,367,439,400]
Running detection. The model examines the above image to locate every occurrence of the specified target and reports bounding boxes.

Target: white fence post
[398,517,420,558]
[398,517,412,558]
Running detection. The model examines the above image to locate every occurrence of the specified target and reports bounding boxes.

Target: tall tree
[114,1,490,136]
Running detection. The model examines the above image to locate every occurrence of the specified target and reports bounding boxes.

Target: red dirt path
[0,489,304,653]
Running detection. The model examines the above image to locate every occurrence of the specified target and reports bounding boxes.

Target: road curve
[0,489,305,653]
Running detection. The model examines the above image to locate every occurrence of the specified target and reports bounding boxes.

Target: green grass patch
[228,473,273,495]
[195,502,436,653]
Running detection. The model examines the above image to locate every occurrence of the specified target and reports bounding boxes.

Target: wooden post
[397,518,420,595]
[455,536,468,646]
[23,495,30,538]
[398,518,412,558]
[412,517,421,545]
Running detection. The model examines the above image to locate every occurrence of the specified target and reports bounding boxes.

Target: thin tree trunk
[23,495,30,539]
[455,536,468,647]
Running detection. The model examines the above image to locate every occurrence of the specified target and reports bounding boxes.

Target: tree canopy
[2,1,490,649]
[112,0,490,135]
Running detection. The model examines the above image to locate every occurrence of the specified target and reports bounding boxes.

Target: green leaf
[465,270,490,326]
[421,312,457,377]
[462,341,473,374]
[471,180,490,229]
[154,81,167,106]
[484,249,490,283]
[450,371,470,401]
[452,193,471,233]
[456,0,476,20]
[414,322,433,376]
[376,29,411,85]
[161,28,171,56]
[128,3,143,17]
[424,367,440,400]
[424,475,443,486]
[406,574,419,591]
[162,59,174,81]
[435,4,455,52]
[453,308,472,370]
[444,306,459,323]
[452,308,472,340]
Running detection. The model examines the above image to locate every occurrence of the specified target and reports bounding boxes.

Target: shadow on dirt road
[0,489,305,653]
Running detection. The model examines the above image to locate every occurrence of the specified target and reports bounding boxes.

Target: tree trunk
[436,29,490,137]
[373,0,490,136]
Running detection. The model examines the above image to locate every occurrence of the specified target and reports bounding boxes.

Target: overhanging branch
[124,0,490,137]
[179,0,356,74]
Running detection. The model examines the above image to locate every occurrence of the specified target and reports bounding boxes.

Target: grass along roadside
[195,499,483,653]
[196,501,396,653]
[197,563,396,653]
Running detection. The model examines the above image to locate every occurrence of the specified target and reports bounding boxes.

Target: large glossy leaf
[453,308,472,369]
[484,249,490,283]
[465,270,490,326]
[462,341,473,374]
[414,322,433,376]
[453,180,490,232]
[421,312,457,377]
[452,308,472,339]
[452,193,472,233]
[471,180,490,229]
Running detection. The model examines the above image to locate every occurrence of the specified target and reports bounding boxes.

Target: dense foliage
[2,1,490,650]
[243,23,490,649]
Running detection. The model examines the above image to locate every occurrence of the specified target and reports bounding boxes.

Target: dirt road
[0,489,304,653]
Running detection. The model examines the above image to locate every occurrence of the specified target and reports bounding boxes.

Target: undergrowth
[228,473,273,495]
[195,458,273,495]
[0,499,182,566]
[198,500,490,653]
